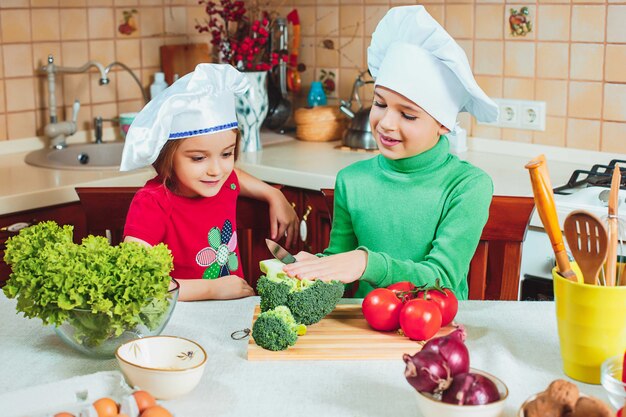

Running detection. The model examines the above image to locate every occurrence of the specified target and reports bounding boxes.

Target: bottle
[307,81,327,107]
[150,72,168,100]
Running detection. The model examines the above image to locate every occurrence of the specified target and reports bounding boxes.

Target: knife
[265,239,297,264]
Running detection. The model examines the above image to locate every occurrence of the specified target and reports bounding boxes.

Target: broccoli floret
[252,306,305,351]
[257,259,345,325]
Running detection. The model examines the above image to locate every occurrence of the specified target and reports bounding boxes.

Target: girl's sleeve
[323,171,358,255]
[123,192,168,246]
[359,173,494,298]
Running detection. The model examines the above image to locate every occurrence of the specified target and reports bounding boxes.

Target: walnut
[570,396,613,417]
[523,392,563,417]
[546,379,579,412]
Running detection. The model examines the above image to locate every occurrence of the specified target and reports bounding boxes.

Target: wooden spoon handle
[606,165,621,286]
[526,155,576,280]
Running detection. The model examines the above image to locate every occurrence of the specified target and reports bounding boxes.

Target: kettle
[339,71,377,150]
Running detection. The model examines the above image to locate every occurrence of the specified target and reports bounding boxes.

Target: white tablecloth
[0,295,609,417]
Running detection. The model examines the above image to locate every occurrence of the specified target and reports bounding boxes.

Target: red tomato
[387,281,417,303]
[362,288,403,331]
[417,288,458,326]
[399,299,442,341]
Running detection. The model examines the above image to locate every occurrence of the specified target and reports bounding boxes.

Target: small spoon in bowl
[564,210,608,285]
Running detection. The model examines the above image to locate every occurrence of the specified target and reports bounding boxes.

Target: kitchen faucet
[104,61,149,104]
[40,54,109,149]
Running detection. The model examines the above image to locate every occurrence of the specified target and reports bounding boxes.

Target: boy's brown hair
[152,129,241,190]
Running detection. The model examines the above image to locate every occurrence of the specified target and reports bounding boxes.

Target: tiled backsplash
[0,0,624,152]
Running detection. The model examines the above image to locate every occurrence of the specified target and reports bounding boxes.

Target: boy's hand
[209,275,255,300]
[268,188,299,248]
[283,250,367,283]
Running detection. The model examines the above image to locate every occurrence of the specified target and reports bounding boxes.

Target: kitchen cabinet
[0,203,86,287]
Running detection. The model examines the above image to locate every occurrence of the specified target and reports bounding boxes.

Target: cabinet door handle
[300,205,312,242]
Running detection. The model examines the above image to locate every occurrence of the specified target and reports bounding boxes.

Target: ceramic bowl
[54,279,179,358]
[115,335,207,400]
[414,369,509,417]
[601,354,626,411]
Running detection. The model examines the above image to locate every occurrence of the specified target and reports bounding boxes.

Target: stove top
[553,159,626,195]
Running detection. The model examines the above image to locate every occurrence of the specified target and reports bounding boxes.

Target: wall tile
[569,43,603,82]
[458,40,473,66]
[300,36,316,67]
[1,10,32,43]
[475,75,503,98]
[472,122,502,140]
[607,6,626,43]
[60,8,88,40]
[339,36,364,70]
[535,79,567,117]
[164,6,187,35]
[0,81,4,114]
[605,45,626,83]
[2,44,34,78]
[568,81,603,119]
[340,5,364,37]
[60,0,87,6]
[503,77,534,100]
[339,67,359,101]
[62,73,91,106]
[91,102,118,121]
[504,4,536,40]
[502,127,533,143]
[114,0,139,5]
[31,0,60,6]
[139,7,164,37]
[0,115,7,141]
[185,5,207,37]
[32,42,62,71]
[424,5,444,27]
[445,5,474,39]
[88,40,115,66]
[299,6,316,37]
[474,41,503,76]
[536,43,568,79]
[476,4,504,40]
[88,8,115,39]
[364,6,387,36]
[5,78,35,112]
[116,69,144,101]
[141,37,163,67]
[31,9,60,42]
[90,72,117,104]
[601,122,626,153]
[603,83,626,122]
[118,98,143,113]
[315,37,339,67]
[567,118,600,150]
[116,39,141,68]
[533,116,566,147]
[316,6,339,37]
[7,111,36,139]
[504,41,535,78]
[571,5,605,43]
[537,5,570,42]
[60,40,88,67]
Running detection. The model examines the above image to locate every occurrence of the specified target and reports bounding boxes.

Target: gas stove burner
[553,159,626,195]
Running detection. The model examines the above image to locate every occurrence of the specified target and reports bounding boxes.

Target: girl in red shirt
[120,64,298,301]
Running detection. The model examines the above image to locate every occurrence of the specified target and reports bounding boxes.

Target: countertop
[0,295,610,417]
[2,130,625,215]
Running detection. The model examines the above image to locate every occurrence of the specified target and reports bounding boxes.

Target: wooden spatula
[606,165,621,286]
[563,210,608,285]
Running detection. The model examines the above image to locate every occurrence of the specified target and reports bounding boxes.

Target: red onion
[421,329,469,376]
[441,372,501,405]
[403,350,451,394]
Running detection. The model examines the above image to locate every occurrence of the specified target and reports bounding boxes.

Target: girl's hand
[268,188,299,248]
[283,250,367,283]
[209,275,255,300]
[293,251,318,262]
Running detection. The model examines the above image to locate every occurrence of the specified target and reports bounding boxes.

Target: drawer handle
[300,205,312,242]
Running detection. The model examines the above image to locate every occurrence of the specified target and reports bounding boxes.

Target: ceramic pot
[236,71,268,152]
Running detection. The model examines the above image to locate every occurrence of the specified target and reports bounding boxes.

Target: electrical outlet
[520,100,546,131]
[478,98,546,131]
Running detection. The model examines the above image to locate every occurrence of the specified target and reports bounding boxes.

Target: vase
[236,71,268,152]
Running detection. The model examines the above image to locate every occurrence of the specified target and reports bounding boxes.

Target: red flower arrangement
[196,0,284,71]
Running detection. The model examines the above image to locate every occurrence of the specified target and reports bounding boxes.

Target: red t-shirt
[124,172,242,280]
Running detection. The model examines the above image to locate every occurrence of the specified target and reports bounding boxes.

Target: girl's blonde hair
[152,129,241,191]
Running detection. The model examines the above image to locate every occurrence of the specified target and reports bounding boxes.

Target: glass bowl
[54,278,179,358]
[601,354,626,411]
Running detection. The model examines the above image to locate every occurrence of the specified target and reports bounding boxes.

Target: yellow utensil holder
[553,264,626,384]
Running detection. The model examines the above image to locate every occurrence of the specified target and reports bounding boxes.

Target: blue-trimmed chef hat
[120,63,249,171]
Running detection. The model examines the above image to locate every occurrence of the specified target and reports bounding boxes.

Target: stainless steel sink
[25,142,124,170]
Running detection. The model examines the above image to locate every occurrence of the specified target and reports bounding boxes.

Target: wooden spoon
[606,164,621,286]
[526,155,577,281]
[563,210,608,285]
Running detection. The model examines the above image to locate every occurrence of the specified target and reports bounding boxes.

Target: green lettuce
[2,221,174,347]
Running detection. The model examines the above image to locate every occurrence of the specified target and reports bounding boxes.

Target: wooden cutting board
[247,304,457,361]
[160,43,211,85]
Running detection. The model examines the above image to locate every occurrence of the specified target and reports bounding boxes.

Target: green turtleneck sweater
[324,137,493,300]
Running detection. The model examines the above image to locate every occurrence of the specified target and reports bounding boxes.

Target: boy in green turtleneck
[283,6,499,300]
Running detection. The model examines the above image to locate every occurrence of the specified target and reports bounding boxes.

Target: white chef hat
[120,63,250,171]
[367,6,498,131]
